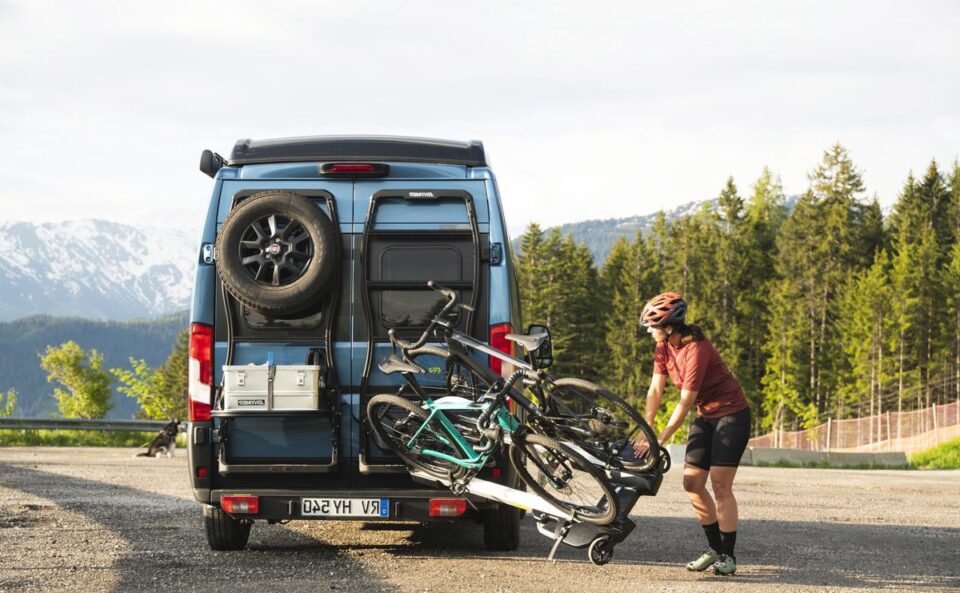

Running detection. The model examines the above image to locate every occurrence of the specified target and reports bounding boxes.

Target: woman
[637,292,750,576]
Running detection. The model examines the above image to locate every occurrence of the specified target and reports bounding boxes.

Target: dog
[136,420,181,458]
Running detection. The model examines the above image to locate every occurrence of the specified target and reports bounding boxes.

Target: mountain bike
[369,351,620,525]
[366,283,661,523]
[388,283,663,475]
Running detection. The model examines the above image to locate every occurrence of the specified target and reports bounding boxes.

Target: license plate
[300,497,389,518]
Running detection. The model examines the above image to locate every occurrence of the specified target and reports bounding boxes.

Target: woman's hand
[632,435,654,458]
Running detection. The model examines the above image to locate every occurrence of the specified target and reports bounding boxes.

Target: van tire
[482,505,520,551]
[216,191,339,316]
[204,506,252,551]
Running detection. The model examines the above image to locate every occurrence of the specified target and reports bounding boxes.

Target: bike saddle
[505,332,548,352]
[378,354,424,375]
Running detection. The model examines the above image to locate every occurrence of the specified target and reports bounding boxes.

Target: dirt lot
[0,447,957,593]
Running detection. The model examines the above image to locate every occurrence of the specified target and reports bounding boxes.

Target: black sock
[721,530,737,560]
[701,521,722,552]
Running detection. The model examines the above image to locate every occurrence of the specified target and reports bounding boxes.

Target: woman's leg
[709,407,751,567]
[682,464,716,524]
[683,415,717,524]
[708,465,738,531]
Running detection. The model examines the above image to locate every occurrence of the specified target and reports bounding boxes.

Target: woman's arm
[645,373,668,426]
[657,388,697,445]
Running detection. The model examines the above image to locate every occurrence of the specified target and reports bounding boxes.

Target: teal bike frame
[406,393,520,470]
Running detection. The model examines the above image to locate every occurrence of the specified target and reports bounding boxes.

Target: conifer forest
[515,145,960,436]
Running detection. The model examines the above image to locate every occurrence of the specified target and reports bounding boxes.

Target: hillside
[0,312,188,418]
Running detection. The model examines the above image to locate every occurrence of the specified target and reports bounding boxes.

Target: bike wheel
[366,394,467,480]
[542,378,660,472]
[509,432,619,525]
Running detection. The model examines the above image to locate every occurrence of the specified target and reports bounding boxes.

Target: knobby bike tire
[509,432,619,525]
[366,394,467,480]
[543,378,661,473]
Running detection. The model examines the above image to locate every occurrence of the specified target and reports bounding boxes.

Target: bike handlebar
[388,282,473,352]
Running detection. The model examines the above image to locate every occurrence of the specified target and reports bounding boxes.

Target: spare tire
[215,191,339,316]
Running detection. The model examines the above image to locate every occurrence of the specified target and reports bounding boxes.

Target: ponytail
[678,323,706,344]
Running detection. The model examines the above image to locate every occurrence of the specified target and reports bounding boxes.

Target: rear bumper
[205,488,500,522]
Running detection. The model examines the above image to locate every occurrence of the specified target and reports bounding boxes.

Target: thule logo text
[237,399,266,407]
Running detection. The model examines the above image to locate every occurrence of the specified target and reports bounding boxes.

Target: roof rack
[227,135,487,167]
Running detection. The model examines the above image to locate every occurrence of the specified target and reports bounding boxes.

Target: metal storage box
[222,364,320,412]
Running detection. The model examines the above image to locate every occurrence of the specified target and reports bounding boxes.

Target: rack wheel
[588,536,614,566]
[659,447,672,473]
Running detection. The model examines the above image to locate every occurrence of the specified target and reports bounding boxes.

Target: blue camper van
[188,136,523,551]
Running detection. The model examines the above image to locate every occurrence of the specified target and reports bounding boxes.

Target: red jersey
[654,339,748,419]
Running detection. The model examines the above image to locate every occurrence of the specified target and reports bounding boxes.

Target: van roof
[228,135,487,167]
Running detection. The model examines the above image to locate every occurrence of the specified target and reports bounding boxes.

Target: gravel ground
[0,447,957,593]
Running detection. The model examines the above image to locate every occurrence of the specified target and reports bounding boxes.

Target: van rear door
[350,179,490,480]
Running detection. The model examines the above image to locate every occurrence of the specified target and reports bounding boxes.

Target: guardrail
[0,418,175,432]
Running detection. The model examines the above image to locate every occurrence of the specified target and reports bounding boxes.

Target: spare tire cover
[215,191,339,316]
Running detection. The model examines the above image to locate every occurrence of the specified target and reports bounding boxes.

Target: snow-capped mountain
[0,220,196,321]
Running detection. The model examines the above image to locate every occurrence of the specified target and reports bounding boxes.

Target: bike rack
[409,463,659,565]
[357,189,484,473]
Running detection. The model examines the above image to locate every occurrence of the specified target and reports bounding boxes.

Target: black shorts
[684,407,751,471]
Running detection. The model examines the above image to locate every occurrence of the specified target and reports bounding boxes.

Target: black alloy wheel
[238,213,314,287]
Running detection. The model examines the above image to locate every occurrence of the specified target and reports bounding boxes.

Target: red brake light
[196,466,208,478]
[329,164,374,173]
[489,323,513,375]
[320,163,389,177]
[221,495,259,514]
[189,323,213,422]
[429,498,467,517]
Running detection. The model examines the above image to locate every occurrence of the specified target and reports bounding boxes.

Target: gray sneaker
[686,547,720,571]
[712,554,737,576]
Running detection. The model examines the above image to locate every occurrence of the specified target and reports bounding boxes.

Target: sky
[0,1,958,238]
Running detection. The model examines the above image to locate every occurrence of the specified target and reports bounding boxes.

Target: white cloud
[0,0,958,237]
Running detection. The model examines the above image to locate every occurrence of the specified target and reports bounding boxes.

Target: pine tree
[714,177,745,362]
[839,251,894,437]
[741,168,788,412]
[601,234,661,405]
[762,192,821,429]
[890,173,941,422]
[761,275,812,435]
[516,223,546,326]
[517,227,604,381]
[945,241,960,409]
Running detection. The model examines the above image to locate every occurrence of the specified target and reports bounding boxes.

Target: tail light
[488,323,513,376]
[429,498,467,517]
[188,323,213,422]
[489,322,516,413]
[221,495,259,514]
[320,163,389,177]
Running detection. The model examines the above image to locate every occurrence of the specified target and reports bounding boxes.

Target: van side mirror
[527,324,553,369]
[200,149,226,178]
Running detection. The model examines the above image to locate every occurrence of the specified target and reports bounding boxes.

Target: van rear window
[379,290,456,328]
[380,245,462,282]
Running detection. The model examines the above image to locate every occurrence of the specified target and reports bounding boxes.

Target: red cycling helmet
[641,292,687,328]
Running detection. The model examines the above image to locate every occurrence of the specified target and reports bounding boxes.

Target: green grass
[910,437,960,469]
[0,429,187,448]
